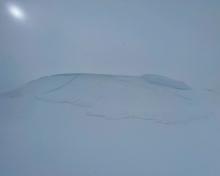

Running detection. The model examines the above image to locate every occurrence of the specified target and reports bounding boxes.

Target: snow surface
[0,73,220,176]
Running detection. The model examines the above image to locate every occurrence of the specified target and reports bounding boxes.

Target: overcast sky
[0,0,219,91]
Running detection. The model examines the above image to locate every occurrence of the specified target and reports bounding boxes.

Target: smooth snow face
[141,74,192,90]
[0,73,220,176]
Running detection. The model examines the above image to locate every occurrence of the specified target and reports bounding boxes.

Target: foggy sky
[0,0,219,92]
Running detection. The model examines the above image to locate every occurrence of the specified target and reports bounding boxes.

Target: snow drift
[0,73,219,176]
[1,73,218,124]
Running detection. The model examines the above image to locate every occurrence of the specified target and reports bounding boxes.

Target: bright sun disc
[7,3,26,21]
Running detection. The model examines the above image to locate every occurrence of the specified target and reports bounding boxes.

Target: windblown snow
[1,73,218,123]
[0,73,219,176]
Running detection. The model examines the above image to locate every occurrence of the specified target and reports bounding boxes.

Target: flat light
[7,3,26,21]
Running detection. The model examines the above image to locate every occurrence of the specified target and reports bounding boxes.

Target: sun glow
[7,3,26,21]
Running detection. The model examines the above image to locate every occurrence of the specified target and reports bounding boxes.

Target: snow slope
[0,73,220,176]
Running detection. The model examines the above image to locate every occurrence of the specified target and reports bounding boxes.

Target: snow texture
[0,73,220,176]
